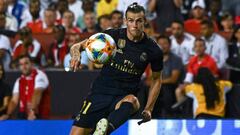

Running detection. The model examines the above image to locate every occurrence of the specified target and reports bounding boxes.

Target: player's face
[125,11,145,38]
[19,57,32,75]
[171,23,183,38]
[194,40,206,56]
[158,38,171,54]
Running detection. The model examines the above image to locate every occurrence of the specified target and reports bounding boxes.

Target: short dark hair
[221,12,233,21]
[194,37,206,47]
[156,35,171,45]
[201,19,214,28]
[30,0,40,5]
[19,27,32,36]
[125,2,145,18]
[18,54,32,62]
[98,14,110,23]
[111,10,123,19]
[172,20,184,27]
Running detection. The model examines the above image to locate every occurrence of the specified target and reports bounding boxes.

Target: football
[85,33,116,64]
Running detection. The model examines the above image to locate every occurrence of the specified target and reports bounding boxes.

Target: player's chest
[112,39,149,68]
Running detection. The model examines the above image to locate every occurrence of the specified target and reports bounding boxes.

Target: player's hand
[0,114,9,120]
[70,56,81,72]
[138,109,152,125]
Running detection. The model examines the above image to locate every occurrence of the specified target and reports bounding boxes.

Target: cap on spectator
[191,0,205,9]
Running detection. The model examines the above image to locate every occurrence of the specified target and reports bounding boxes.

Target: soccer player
[69,2,163,135]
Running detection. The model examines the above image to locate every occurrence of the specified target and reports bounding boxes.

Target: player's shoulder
[103,28,124,36]
[145,36,163,53]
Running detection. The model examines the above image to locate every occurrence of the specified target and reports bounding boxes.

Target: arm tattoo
[70,44,81,60]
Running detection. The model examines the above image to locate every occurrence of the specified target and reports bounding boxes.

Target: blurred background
[0,0,240,134]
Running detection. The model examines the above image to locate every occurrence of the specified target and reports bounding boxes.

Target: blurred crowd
[0,0,240,119]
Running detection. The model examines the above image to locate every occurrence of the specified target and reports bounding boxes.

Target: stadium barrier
[0,119,239,135]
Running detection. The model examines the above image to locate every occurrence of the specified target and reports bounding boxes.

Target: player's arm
[0,94,19,120]
[70,39,89,72]
[142,71,162,121]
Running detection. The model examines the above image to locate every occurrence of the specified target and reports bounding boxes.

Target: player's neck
[127,32,144,42]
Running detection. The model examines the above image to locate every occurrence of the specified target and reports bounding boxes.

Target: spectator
[221,0,240,24]
[180,0,195,20]
[200,20,228,69]
[20,0,43,29]
[96,0,118,18]
[6,0,26,26]
[175,38,219,104]
[82,11,99,33]
[43,8,57,34]
[0,34,12,70]
[24,0,43,33]
[184,0,219,34]
[152,35,183,118]
[64,34,89,71]
[208,0,222,27]
[184,38,219,83]
[68,0,83,25]
[98,14,112,31]
[220,12,234,33]
[12,27,43,68]
[148,0,184,34]
[0,0,18,31]
[226,26,240,84]
[0,62,11,116]
[110,10,123,29]
[0,55,49,120]
[56,0,68,22]
[76,0,95,29]
[170,20,195,66]
[62,10,81,34]
[47,25,68,67]
[180,67,232,118]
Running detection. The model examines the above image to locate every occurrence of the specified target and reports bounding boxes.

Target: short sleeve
[184,84,194,98]
[220,80,233,93]
[172,55,183,71]
[13,78,20,94]
[30,40,41,58]
[0,35,11,50]
[35,70,49,90]
[150,45,163,72]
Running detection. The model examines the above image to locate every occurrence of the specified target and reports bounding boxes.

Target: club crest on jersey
[117,39,126,49]
[140,52,147,62]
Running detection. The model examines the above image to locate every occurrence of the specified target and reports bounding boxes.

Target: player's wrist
[143,106,153,112]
